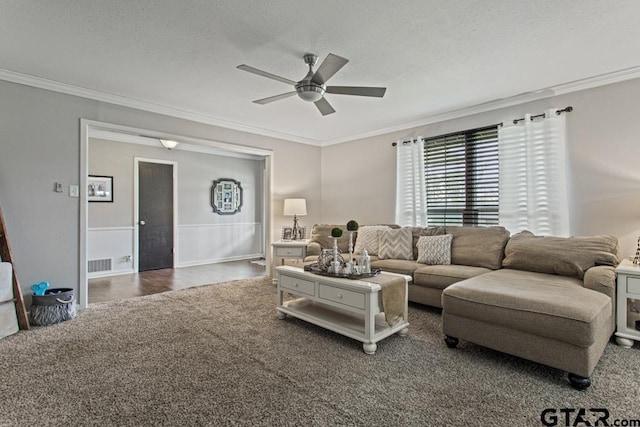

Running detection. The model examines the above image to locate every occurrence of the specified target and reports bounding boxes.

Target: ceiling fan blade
[314,97,336,116]
[237,64,297,86]
[311,53,349,85]
[253,91,297,105]
[325,86,387,97]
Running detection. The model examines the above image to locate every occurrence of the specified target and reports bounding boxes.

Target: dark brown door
[138,162,174,272]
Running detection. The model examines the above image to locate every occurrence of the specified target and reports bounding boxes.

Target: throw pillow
[354,225,391,256]
[416,234,453,265]
[378,227,413,260]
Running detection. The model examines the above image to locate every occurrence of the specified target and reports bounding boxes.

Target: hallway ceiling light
[160,139,179,150]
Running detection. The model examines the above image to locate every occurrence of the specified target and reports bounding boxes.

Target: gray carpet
[1,276,639,426]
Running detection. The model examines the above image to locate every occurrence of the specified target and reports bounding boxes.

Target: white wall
[0,79,321,305]
[321,77,640,258]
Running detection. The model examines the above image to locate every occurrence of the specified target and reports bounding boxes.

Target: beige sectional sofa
[301,224,620,389]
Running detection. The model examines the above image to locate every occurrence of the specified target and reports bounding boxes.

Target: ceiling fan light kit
[237,53,386,116]
[295,84,325,102]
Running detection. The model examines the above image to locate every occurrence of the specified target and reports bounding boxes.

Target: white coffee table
[275,265,410,354]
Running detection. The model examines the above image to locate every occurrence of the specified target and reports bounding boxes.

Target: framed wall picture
[211,178,242,215]
[88,175,113,202]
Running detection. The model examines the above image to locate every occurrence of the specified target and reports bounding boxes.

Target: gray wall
[321,77,640,257]
[6,74,636,305]
[89,138,264,227]
[0,80,321,304]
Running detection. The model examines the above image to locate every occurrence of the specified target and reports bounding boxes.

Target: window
[424,126,499,227]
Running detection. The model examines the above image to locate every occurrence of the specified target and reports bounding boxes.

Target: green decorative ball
[331,227,343,238]
[346,220,359,231]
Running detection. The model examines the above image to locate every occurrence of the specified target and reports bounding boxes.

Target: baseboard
[87,269,135,279]
[177,253,264,268]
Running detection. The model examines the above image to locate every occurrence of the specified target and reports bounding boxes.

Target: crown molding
[550,65,640,95]
[322,65,640,146]
[0,68,322,146]
[2,65,640,148]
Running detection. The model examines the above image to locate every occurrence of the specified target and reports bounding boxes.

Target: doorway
[80,120,274,309]
[138,161,175,271]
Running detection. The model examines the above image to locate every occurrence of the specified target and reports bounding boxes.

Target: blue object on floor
[31,282,49,296]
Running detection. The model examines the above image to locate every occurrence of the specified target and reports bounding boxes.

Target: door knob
[139,220,146,226]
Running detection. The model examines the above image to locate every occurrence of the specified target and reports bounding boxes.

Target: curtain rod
[503,106,573,126]
[392,106,573,147]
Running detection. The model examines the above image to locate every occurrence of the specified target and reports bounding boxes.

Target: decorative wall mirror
[211,178,243,215]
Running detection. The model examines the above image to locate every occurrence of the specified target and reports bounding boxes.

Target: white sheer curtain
[498,109,569,236]
[395,138,427,227]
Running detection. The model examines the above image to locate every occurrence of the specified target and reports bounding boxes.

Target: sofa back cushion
[309,224,352,252]
[445,226,510,269]
[502,231,620,279]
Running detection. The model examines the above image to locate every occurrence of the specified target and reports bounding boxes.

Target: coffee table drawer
[318,284,365,310]
[276,247,304,257]
[280,275,315,297]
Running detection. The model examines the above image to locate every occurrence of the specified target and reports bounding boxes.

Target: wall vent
[88,258,112,273]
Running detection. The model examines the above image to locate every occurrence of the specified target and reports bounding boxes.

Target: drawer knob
[337,293,343,299]
[294,283,299,287]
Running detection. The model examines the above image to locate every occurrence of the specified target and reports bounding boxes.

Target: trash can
[29,288,76,326]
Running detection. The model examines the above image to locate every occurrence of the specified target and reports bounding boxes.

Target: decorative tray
[303,263,381,280]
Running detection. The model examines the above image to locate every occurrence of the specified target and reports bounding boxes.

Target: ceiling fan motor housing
[296,53,324,102]
[295,81,325,102]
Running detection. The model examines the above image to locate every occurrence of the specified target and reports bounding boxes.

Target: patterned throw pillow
[354,226,391,256]
[416,234,453,265]
[378,228,414,260]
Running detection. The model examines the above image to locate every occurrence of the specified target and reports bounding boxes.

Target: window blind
[424,126,499,227]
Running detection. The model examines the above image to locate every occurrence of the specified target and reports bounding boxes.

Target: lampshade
[283,198,307,216]
[159,139,179,150]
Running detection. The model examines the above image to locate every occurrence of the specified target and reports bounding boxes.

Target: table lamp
[283,198,307,240]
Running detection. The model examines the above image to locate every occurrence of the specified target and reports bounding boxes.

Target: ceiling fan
[237,53,386,116]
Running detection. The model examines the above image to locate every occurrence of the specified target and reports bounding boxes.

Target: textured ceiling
[1,1,640,145]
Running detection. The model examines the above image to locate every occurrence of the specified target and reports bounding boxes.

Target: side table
[615,259,640,348]
[271,240,309,282]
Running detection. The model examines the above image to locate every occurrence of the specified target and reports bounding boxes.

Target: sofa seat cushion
[371,259,423,276]
[413,264,491,290]
[442,269,612,347]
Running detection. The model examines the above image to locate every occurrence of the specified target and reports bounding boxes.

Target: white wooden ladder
[0,205,29,331]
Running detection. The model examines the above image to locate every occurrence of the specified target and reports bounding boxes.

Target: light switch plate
[69,185,79,198]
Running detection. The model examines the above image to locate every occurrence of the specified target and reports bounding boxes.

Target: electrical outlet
[69,185,79,198]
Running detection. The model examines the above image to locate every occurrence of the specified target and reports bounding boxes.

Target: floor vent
[88,258,112,273]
